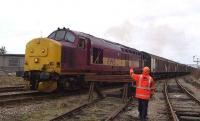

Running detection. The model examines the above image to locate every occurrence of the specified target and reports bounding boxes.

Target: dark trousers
[138,99,149,119]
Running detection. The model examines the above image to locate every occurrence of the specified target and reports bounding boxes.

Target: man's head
[143,66,150,75]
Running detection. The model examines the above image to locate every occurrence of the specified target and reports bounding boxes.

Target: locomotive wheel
[58,78,82,91]
[62,81,79,90]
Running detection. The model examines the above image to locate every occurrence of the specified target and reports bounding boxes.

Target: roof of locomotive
[48,28,141,55]
[74,30,140,53]
[47,28,190,66]
[46,28,191,67]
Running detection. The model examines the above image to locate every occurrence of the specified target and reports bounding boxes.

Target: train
[23,27,194,92]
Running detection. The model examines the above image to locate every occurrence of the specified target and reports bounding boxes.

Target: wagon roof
[149,53,180,64]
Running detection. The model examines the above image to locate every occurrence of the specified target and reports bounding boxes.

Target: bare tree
[0,46,7,55]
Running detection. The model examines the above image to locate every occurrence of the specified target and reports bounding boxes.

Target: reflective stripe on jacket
[131,74,154,100]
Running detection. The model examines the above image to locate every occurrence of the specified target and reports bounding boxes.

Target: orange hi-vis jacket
[130,74,155,100]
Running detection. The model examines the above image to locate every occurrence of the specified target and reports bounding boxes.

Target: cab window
[78,39,85,49]
[55,30,65,40]
[65,32,75,42]
[48,30,76,42]
[48,32,56,39]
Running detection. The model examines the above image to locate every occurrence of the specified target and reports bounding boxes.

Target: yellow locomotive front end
[24,38,61,92]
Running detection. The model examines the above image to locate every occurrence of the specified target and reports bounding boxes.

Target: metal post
[88,82,94,102]
[122,83,128,103]
[193,55,200,68]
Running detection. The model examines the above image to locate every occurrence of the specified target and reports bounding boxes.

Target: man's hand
[130,67,134,75]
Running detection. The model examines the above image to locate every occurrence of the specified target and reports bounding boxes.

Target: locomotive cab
[24,28,91,92]
[48,28,91,70]
[47,28,91,90]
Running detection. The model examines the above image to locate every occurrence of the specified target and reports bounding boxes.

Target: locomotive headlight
[34,58,39,63]
[42,49,45,53]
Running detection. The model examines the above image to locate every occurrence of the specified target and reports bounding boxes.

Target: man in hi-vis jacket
[130,66,155,120]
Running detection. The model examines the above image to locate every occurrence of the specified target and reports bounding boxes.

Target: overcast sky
[0,0,199,64]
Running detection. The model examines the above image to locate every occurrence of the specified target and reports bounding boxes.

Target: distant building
[0,54,24,73]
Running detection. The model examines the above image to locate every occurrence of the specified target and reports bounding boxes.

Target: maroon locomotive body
[48,28,142,75]
[24,27,193,91]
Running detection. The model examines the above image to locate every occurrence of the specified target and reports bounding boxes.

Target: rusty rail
[0,95,43,106]
[0,90,39,98]
[176,79,200,105]
[164,81,179,121]
[50,98,104,121]
[104,103,129,121]
[0,91,87,106]
[0,85,27,93]
[0,91,40,105]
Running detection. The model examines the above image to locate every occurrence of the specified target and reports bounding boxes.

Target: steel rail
[0,91,85,106]
[104,103,129,121]
[0,91,44,106]
[164,81,179,121]
[0,85,26,93]
[176,79,200,105]
[0,95,45,106]
[50,98,104,121]
[0,90,39,98]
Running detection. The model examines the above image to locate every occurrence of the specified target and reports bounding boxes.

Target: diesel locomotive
[23,27,193,92]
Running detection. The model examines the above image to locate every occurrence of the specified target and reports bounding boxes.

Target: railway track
[104,103,129,121]
[164,79,200,121]
[0,89,91,106]
[0,90,42,105]
[50,96,129,121]
[0,85,27,93]
[183,77,200,93]
[0,84,123,106]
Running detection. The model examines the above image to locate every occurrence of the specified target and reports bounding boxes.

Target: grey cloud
[104,22,193,64]
[104,21,136,43]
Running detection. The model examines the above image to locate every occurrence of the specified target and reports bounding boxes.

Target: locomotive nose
[24,38,62,92]
[24,38,61,73]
